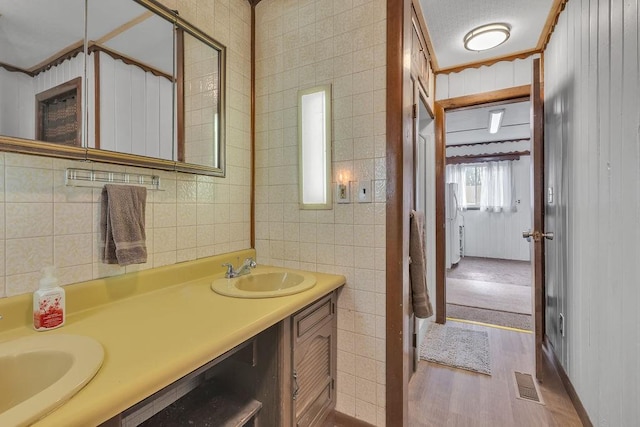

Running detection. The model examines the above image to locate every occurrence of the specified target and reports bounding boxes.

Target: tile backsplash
[0,154,251,298]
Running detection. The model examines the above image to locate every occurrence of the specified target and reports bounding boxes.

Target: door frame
[385,0,413,424]
[433,84,535,324]
[530,57,545,379]
[411,80,433,373]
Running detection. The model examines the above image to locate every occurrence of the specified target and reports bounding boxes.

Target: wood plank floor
[409,321,583,426]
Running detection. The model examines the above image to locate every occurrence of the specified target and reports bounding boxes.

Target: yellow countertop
[0,250,345,426]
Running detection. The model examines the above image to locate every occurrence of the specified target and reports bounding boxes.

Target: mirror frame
[0,0,226,177]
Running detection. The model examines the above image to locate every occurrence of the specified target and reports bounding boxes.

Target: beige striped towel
[101,184,147,266]
[410,210,433,318]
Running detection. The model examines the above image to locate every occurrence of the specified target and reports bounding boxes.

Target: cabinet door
[411,26,421,79]
[293,319,335,427]
[419,48,430,97]
[290,292,336,427]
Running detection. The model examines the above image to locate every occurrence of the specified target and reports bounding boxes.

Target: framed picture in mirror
[36,77,82,147]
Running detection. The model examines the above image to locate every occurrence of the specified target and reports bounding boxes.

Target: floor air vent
[514,371,544,404]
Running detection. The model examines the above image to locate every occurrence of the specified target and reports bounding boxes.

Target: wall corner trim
[543,339,594,427]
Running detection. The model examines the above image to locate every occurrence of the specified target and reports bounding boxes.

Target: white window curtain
[445,164,468,208]
[480,160,516,212]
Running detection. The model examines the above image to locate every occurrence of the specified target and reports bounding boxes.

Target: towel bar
[65,168,164,191]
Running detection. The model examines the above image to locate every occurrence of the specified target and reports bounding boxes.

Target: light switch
[356,180,372,203]
[547,187,554,204]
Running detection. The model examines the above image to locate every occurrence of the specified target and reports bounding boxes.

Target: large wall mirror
[0,0,226,176]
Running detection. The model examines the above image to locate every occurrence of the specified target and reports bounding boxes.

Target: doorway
[432,78,548,381]
[412,83,435,371]
[408,77,575,426]
[443,99,533,331]
[433,85,537,324]
[431,82,547,375]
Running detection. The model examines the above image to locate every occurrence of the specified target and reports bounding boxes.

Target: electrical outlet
[336,182,350,203]
[559,313,565,337]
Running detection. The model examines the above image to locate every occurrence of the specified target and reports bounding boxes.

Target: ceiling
[1,0,557,76]
[416,1,547,145]
[445,101,530,145]
[419,0,556,70]
[0,0,173,74]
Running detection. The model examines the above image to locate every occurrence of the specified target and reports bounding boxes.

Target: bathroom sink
[211,269,316,298]
[0,334,104,426]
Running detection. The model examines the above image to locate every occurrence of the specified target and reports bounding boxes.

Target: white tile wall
[255,0,387,425]
[0,0,252,299]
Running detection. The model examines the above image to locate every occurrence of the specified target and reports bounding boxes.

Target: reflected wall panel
[0,56,84,142]
[95,53,172,160]
[0,68,35,139]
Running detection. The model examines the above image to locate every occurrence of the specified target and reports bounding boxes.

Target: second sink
[211,268,316,298]
[0,334,104,426]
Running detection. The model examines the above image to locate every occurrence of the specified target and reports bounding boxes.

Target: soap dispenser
[33,266,65,331]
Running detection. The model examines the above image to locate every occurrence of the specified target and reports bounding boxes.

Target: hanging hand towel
[100,184,147,266]
[410,210,434,318]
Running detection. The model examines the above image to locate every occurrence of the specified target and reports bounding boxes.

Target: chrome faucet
[222,257,257,278]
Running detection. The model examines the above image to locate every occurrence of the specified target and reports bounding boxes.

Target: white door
[413,84,435,372]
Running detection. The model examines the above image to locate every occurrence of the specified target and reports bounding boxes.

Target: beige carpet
[446,303,532,330]
[420,323,491,375]
[447,256,531,287]
[447,278,531,315]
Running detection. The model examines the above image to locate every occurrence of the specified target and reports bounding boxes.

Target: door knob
[522,230,554,241]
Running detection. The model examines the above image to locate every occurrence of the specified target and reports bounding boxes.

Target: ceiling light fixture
[464,23,511,51]
[488,109,505,134]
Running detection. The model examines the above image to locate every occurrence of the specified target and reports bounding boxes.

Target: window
[464,165,483,207]
[298,84,332,209]
[446,160,515,212]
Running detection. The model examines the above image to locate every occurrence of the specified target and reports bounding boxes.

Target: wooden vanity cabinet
[99,290,339,427]
[289,292,337,427]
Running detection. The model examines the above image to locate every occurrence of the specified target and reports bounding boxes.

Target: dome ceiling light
[464,23,511,52]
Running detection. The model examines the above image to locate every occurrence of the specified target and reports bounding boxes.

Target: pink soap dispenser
[33,266,65,331]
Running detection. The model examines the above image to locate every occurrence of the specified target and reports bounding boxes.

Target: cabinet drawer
[293,293,335,344]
